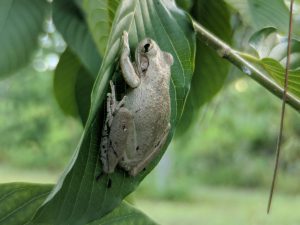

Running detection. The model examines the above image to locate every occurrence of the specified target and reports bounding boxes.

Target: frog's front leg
[120,31,140,88]
[129,124,171,176]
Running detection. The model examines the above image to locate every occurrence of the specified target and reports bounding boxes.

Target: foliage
[0,183,52,225]
[0,0,300,224]
[0,0,50,77]
[52,0,101,76]
[248,27,300,97]
[224,0,294,34]
[54,48,95,123]
[83,0,121,55]
[0,183,156,225]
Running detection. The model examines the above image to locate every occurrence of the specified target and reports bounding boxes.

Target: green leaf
[87,202,157,225]
[177,0,232,132]
[53,0,101,76]
[83,0,121,55]
[261,58,300,97]
[54,48,95,124]
[175,0,194,12]
[224,0,297,35]
[0,183,156,225]
[32,0,196,224]
[54,49,81,118]
[248,27,281,59]
[0,0,49,78]
[249,27,300,69]
[75,67,96,125]
[0,183,52,225]
[248,27,300,98]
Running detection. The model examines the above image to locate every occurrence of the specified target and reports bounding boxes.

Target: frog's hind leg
[104,81,127,127]
[99,81,127,180]
[101,107,137,174]
[129,124,171,176]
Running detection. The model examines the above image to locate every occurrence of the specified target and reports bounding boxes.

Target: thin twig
[267,0,295,214]
[192,20,300,112]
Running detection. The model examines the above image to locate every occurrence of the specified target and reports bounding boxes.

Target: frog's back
[125,78,170,153]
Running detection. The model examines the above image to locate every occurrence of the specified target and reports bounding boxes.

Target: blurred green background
[1,22,300,225]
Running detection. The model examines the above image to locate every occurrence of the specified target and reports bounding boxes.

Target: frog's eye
[144,43,153,53]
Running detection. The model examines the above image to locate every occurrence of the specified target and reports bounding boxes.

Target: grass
[135,186,300,225]
[0,165,60,184]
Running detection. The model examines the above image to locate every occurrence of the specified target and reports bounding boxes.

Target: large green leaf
[32,0,195,224]
[52,0,101,76]
[224,0,299,35]
[75,67,96,125]
[177,0,232,132]
[0,183,156,225]
[54,48,95,124]
[248,27,300,98]
[83,0,121,55]
[0,183,52,225]
[0,0,49,78]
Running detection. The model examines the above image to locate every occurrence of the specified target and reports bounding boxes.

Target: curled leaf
[249,27,300,98]
[32,0,196,224]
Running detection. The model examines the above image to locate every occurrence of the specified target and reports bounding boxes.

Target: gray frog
[100,31,173,177]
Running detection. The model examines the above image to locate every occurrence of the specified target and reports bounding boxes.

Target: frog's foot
[109,80,117,110]
[114,96,126,113]
[109,80,127,112]
[105,93,112,121]
[105,93,115,126]
[95,172,113,188]
[122,31,130,52]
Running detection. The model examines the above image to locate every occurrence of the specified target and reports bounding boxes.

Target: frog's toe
[122,31,129,46]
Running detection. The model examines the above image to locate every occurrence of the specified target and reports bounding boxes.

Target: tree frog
[100,31,173,176]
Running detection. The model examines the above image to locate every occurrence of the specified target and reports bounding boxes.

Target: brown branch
[267,0,295,214]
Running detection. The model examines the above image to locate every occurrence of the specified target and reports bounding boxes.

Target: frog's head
[135,38,173,75]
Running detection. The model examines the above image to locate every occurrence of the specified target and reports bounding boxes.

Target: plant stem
[192,20,300,112]
[268,0,295,214]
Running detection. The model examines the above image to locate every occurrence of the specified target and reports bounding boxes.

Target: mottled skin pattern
[100,31,173,176]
